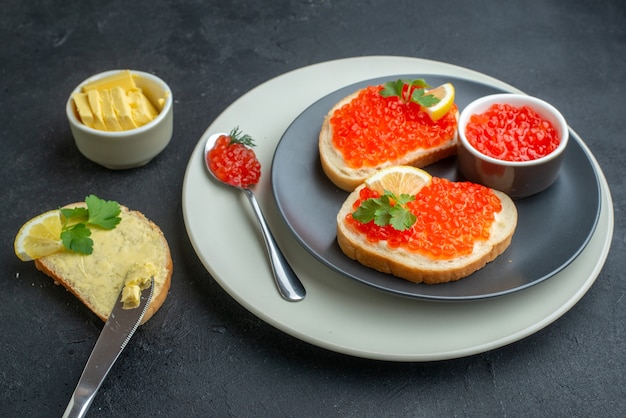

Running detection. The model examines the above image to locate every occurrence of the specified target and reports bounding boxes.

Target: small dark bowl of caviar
[456,93,568,199]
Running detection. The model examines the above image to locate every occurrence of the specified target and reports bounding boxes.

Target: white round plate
[182,56,613,361]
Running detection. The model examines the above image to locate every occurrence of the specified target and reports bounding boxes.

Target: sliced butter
[81,69,137,92]
[110,86,137,130]
[128,90,158,126]
[101,89,122,131]
[72,70,163,132]
[72,93,95,128]
[86,89,107,131]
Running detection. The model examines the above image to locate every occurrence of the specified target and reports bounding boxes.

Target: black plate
[271,75,601,301]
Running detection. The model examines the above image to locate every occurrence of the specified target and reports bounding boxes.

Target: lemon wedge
[14,209,64,261]
[421,82,455,121]
[364,165,432,196]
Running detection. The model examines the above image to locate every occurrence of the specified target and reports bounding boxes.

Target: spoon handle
[242,188,306,301]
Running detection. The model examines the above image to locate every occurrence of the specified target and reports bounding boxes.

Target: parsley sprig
[380,79,440,107]
[353,190,417,231]
[59,195,121,255]
[228,126,256,147]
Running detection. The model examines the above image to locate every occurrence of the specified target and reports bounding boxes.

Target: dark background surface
[2,1,624,416]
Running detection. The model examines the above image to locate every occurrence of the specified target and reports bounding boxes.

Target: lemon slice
[364,165,432,196]
[421,82,455,121]
[14,209,64,261]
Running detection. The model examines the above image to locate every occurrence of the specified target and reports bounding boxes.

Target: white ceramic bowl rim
[66,69,173,137]
[458,93,569,167]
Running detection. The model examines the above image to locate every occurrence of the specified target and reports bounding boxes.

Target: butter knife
[63,277,154,418]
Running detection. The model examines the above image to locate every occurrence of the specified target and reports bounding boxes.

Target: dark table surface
[2,1,625,417]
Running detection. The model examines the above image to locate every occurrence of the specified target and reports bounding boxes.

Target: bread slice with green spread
[33,203,172,324]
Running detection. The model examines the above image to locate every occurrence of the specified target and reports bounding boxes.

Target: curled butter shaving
[120,262,156,309]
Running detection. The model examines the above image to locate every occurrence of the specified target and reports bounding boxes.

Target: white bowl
[457,93,568,198]
[66,69,173,169]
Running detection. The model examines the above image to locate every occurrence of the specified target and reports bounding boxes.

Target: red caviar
[207,135,261,187]
[347,178,502,260]
[330,85,458,168]
[465,103,559,161]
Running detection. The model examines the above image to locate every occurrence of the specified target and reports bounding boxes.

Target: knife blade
[63,277,154,418]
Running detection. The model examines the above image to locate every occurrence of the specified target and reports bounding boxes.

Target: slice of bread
[319,88,459,192]
[336,182,517,284]
[34,204,172,324]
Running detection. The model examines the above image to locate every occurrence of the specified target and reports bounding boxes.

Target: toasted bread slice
[34,204,172,324]
[337,183,517,284]
[319,88,459,192]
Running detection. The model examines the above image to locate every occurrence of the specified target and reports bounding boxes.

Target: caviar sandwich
[336,166,517,284]
[319,79,458,192]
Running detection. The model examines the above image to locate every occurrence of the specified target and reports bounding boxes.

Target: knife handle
[63,279,154,418]
[63,384,98,418]
[62,315,131,418]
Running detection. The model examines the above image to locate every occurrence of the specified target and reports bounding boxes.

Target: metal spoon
[204,133,306,302]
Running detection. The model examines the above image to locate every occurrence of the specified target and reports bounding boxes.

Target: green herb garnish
[228,126,255,147]
[380,79,440,107]
[353,190,417,231]
[60,195,121,255]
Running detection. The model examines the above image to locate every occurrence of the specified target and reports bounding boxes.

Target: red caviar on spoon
[206,127,261,187]
[203,127,306,301]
